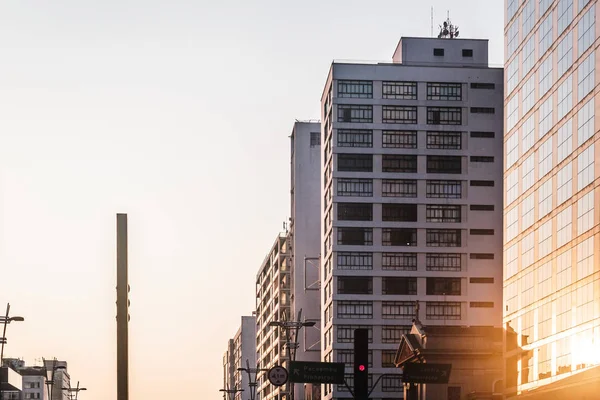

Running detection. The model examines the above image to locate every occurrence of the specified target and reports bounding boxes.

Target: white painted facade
[320,37,504,399]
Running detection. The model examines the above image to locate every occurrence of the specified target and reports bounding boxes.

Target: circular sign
[268,365,289,387]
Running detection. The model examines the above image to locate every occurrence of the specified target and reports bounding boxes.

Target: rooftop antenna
[437,11,459,39]
[431,7,434,37]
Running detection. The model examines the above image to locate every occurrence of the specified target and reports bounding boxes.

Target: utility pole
[116,213,129,400]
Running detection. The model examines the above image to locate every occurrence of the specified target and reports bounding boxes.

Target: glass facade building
[504,0,600,396]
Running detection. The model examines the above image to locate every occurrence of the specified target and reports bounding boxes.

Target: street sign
[289,361,345,384]
[268,366,289,387]
[402,363,451,384]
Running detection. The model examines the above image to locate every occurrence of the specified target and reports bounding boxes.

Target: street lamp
[219,386,244,400]
[43,358,67,400]
[0,303,24,400]
[237,359,269,400]
[63,381,87,400]
[268,309,316,400]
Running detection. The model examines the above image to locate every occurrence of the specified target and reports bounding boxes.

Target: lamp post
[63,381,87,400]
[268,309,316,400]
[237,359,268,400]
[0,303,25,400]
[219,386,244,400]
[43,358,67,400]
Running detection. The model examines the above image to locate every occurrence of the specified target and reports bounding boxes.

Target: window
[557,119,573,163]
[470,131,495,138]
[382,326,410,343]
[382,155,417,173]
[470,302,494,308]
[507,0,518,21]
[522,75,535,115]
[538,137,553,178]
[337,325,373,343]
[381,350,398,368]
[539,55,555,98]
[337,178,373,197]
[382,376,403,391]
[382,277,417,295]
[522,114,535,154]
[506,205,518,242]
[557,205,573,248]
[433,48,444,56]
[538,220,553,258]
[338,301,373,319]
[470,253,494,259]
[338,154,373,172]
[310,132,320,146]
[427,155,462,174]
[522,38,535,78]
[577,144,595,190]
[557,162,573,205]
[338,104,373,123]
[382,131,417,148]
[507,132,519,168]
[578,5,595,57]
[426,180,462,198]
[577,190,594,234]
[427,83,462,100]
[338,203,373,221]
[522,192,535,229]
[557,31,573,78]
[382,203,418,222]
[426,205,461,222]
[558,0,574,35]
[338,227,373,245]
[540,0,553,16]
[471,107,495,114]
[427,107,462,124]
[470,82,495,89]
[382,106,417,124]
[507,94,519,132]
[382,301,415,318]
[382,179,417,197]
[382,253,417,271]
[557,250,572,290]
[581,0,592,12]
[338,129,373,147]
[578,98,595,145]
[578,52,595,101]
[426,229,461,247]
[507,56,519,95]
[337,252,373,270]
[470,277,494,284]
[507,20,519,57]
[426,131,461,149]
[337,349,373,367]
[382,228,417,246]
[506,169,519,205]
[470,229,495,235]
[382,81,417,99]
[470,156,494,163]
[338,276,373,294]
[462,49,473,57]
[521,231,535,269]
[338,80,373,98]
[470,204,494,211]
[426,302,461,320]
[538,13,553,57]
[426,253,462,271]
[577,237,594,279]
[522,0,535,37]
[539,97,553,139]
[557,75,573,122]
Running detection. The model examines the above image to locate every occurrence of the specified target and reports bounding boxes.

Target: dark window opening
[427,277,461,295]
[462,49,473,57]
[470,277,494,284]
[470,156,495,162]
[338,227,373,245]
[426,205,461,222]
[470,131,495,138]
[310,132,321,146]
[382,203,418,222]
[338,154,373,172]
[427,107,462,125]
[338,276,373,294]
[337,203,373,221]
[470,107,495,114]
[434,48,445,56]
[470,229,495,235]
[382,155,418,173]
[470,253,495,259]
[382,228,417,246]
[426,229,462,247]
[470,204,495,211]
[470,82,496,89]
[382,277,417,295]
[427,155,462,174]
[470,180,495,187]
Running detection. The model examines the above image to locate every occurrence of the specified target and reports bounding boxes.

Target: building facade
[233,316,257,400]
[289,121,322,400]
[255,235,292,400]
[20,367,49,400]
[223,339,235,398]
[320,36,504,399]
[503,0,600,397]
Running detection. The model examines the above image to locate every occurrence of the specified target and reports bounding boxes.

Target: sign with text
[402,363,452,384]
[289,361,345,384]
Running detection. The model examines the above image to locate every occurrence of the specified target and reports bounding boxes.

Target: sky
[0,1,503,398]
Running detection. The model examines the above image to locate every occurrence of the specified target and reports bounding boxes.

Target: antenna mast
[437,12,459,39]
[431,7,434,37]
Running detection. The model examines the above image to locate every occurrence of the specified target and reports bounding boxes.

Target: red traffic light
[358,365,365,372]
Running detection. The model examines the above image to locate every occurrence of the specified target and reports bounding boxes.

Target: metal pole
[116,214,129,400]
[0,305,6,400]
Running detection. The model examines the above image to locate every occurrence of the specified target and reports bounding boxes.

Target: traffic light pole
[237,359,268,400]
[353,328,369,400]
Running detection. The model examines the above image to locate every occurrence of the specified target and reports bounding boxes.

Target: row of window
[337,80,495,100]
[336,154,494,174]
[338,105,495,124]
[337,129,467,149]
[336,227,494,246]
[337,203,494,222]
[336,276,493,295]
[335,178,494,198]
[335,300,493,320]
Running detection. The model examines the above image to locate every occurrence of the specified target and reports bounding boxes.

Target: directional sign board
[268,366,289,387]
[289,361,345,384]
[402,363,451,384]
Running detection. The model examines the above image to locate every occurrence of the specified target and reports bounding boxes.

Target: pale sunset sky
[0,1,503,398]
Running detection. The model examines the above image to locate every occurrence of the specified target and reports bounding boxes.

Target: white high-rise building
[320,36,504,399]
[504,0,600,398]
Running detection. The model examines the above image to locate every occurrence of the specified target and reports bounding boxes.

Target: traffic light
[354,328,369,400]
